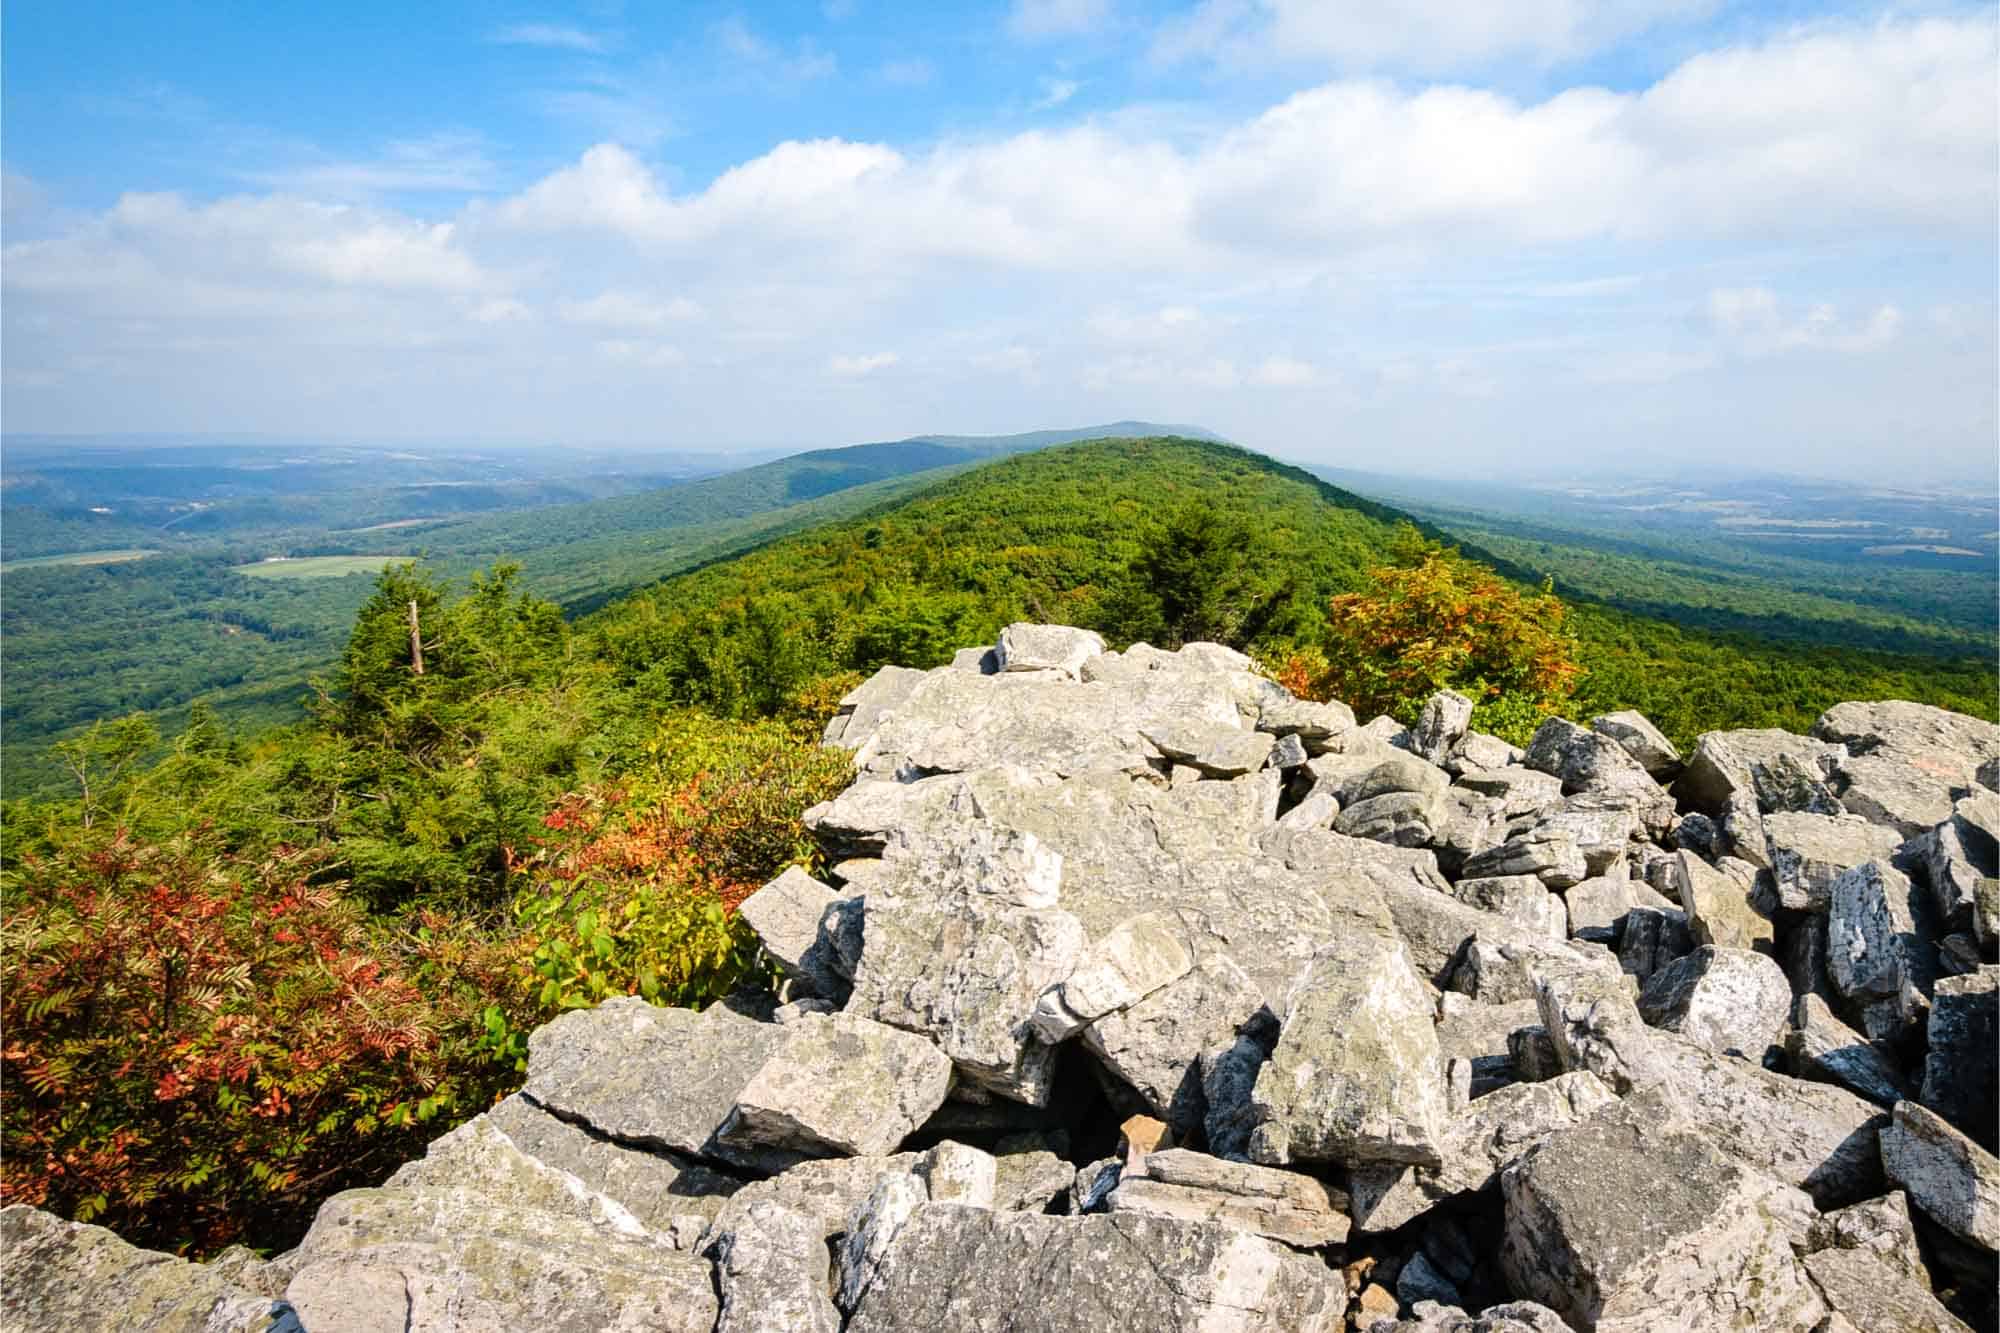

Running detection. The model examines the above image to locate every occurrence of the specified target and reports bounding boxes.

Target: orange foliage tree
[1276,526,1583,739]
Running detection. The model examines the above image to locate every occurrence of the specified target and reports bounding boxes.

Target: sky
[3,1,1995,482]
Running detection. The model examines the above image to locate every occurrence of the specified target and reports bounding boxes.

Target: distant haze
[3,3,1995,484]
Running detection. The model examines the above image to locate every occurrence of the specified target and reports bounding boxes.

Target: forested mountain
[0,425,1199,796]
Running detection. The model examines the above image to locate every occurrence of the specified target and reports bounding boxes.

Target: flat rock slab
[721,1012,952,1157]
[484,1095,740,1231]
[1803,1245,1972,1333]
[0,1205,282,1333]
[1499,1097,1826,1331]
[523,997,794,1172]
[1763,812,1903,913]
[841,1203,1346,1332]
[1107,1148,1349,1249]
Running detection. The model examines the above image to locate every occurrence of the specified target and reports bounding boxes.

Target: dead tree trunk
[408,601,425,676]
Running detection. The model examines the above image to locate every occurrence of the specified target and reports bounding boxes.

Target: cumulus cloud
[1708,287,1904,355]
[827,351,899,376]
[1153,0,1715,72]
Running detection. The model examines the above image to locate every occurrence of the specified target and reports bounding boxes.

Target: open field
[1,548,158,571]
[234,554,411,579]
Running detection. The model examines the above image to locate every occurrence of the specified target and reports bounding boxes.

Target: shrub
[0,830,503,1254]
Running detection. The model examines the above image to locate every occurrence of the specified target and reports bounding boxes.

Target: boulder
[1917,792,2000,935]
[1809,1190,1931,1284]
[485,1094,739,1231]
[1921,966,1998,1149]
[1811,700,2000,789]
[1615,904,1693,983]
[284,1123,720,1332]
[1668,849,1774,952]
[1534,963,1886,1205]
[1882,1100,2000,1251]
[1080,952,1269,1139]
[521,997,794,1172]
[918,1142,998,1208]
[1447,934,1624,1007]
[0,1205,287,1333]
[1412,690,1475,766]
[1826,860,1935,1003]
[1454,767,1564,818]
[720,1011,952,1157]
[1678,727,1844,814]
[1786,993,1912,1109]
[1590,710,1681,779]
[824,666,931,749]
[1802,1246,1972,1333]
[1562,874,1634,945]
[739,866,846,997]
[700,1153,919,1252]
[1498,1095,1826,1331]
[1247,935,1449,1169]
[1447,731,1527,776]
[1762,811,1904,913]
[1636,945,1791,1060]
[841,1203,1346,1331]
[994,623,1105,677]
[1105,1149,1350,1249]
[1460,828,1586,890]
[1335,790,1445,848]
[1141,720,1275,778]
[1031,911,1195,1041]
[1837,753,1958,838]
[1347,1071,1617,1233]
[709,1201,841,1333]
[1255,695,1357,744]
[848,892,1086,1106]
[1450,875,1566,941]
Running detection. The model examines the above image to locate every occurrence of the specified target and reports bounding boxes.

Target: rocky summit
[7,624,1998,1333]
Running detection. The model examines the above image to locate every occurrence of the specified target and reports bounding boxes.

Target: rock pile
[7,624,1998,1332]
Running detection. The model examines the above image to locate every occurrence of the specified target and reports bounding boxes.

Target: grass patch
[235,555,411,580]
[1,548,159,571]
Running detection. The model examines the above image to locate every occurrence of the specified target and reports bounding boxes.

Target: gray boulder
[1882,1099,2000,1252]
[1590,710,1681,778]
[0,1206,288,1333]
[1256,696,1357,746]
[1081,952,1269,1139]
[1809,1190,1932,1284]
[1636,945,1791,1060]
[1450,875,1565,941]
[1534,963,1886,1205]
[824,666,930,749]
[1142,720,1275,777]
[1786,994,1912,1108]
[840,1203,1346,1331]
[1446,730,1526,776]
[995,623,1105,677]
[1917,791,2000,935]
[1763,811,1904,913]
[1678,727,1843,813]
[1826,860,1934,1003]
[1803,1246,1972,1333]
[1922,966,1998,1149]
[1454,766,1564,818]
[1811,699,2000,789]
[1460,828,1586,890]
[486,1094,739,1231]
[1105,1149,1350,1249]
[1247,935,1448,1169]
[721,1011,952,1157]
[710,1201,841,1333]
[1615,904,1694,983]
[1498,1095,1826,1331]
[1031,910,1196,1041]
[1838,753,1958,837]
[1668,849,1774,952]
[1346,1071,1617,1233]
[1412,690,1475,766]
[1521,717,1671,831]
[739,866,846,997]
[848,891,1085,1106]
[522,997,794,1172]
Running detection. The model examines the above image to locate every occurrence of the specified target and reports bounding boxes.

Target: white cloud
[1031,77,1081,111]
[559,290,702,328]
[827,351,899,376]
[1708,287,1904,355]
[1010,0,1113,39]
[1153,0,1714,73]
[246,134,496,197]
[489,23,607,53]
[714,17,837,81]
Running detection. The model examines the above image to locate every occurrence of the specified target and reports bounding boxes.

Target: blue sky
[4,1,1995,480]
